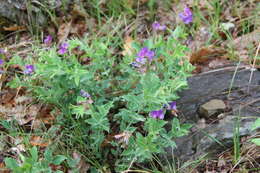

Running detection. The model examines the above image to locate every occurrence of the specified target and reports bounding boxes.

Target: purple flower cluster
[150,101,177,120]
[80,89,91,98]
[152,21,166,31]
[24,64,35,75]
[0,58,4,74]
[58,42,69,55]
[0,59,4,66]
[44,35,52,44]
[80,89,93,104]
[150,109,164,119]
[179,7,193,24]
[137,47,155,61]
[132,47,155,68]
[167,101,177,110]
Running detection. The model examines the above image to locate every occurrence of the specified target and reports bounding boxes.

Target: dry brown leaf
[122,36,134,56]
[217,157,226,167]
[190,47,226,65]
[114,131,132,148]
[0,91,42,125]
[70,20,87,37]
[30,136,50,147]
[0,161,10,173]
[3,25,26,31]
[57,20,72,44]
[0,104,38,125]
[32,116,55,129]
[0,89,16,105]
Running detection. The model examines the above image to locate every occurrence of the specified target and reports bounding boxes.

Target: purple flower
[0,48,6,54]
[137,47,155,61]
[135,56,147,64]
[130,62,141,68]
[179,7,193,24]
[44,35,52,44]
[0,59,4,66]
[152,21,166,31]
[150,109,164,120]
[58,42,69,54]
[131,47,155,71]
[80,89,91,98]
[167,101,177,110]
[24,64,35,75]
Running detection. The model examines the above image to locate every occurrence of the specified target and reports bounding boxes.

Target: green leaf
[44,148,53,162]
[115,109,145,123]
[251,118,260,131]
[54,170,64,173]
[171,118,191,137]
[30,146,38,162]
[144,118,167,136]
[86,101,113,132]
[66,157,79,168]
[52,155,67,165]
[141,73,160,94]
[144,39,153,49]
[97,101,114,116]
[71,104,86,118]
[4,158,19,169]
[7,75,22,88]
[251,138,260,146]
[122,94,143,111]
[171,26,185,38]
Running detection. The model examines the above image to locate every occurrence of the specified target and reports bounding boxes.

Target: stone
[165,66,260,162]
[199,99,226,119]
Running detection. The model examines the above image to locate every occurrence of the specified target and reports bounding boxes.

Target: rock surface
[199,99,226,119]
[0,0,64,27]
[168,66,260,162]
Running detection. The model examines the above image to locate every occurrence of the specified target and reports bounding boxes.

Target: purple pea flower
[44,35,52,44]
[179,7,193,24]
[130,62,141,68]
[137,47,155,61]
[135,56,147,64]
[150,109,165,120]
[58,42,69,55]
[131,47,155,71]
[0,59,4,66]
[152,21,166,31]
[24,64,35,75]
[0,48,6,54]
[80,89,91,98]
[167,101,177,110]
[80,89,93,104]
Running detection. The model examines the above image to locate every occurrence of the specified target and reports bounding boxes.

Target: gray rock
[194,115,256,158]
[166,66,260,162]
[199,99,226,119]
[0,0,66,26]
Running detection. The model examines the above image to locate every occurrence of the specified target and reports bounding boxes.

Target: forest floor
[0,0,260,172]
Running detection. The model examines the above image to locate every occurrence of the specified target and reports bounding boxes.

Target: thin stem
[247,42,260,92]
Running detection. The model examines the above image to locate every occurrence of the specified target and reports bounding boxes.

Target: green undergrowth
[5,26,194,172]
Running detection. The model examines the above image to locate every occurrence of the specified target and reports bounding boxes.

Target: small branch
[248,42,260,92]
